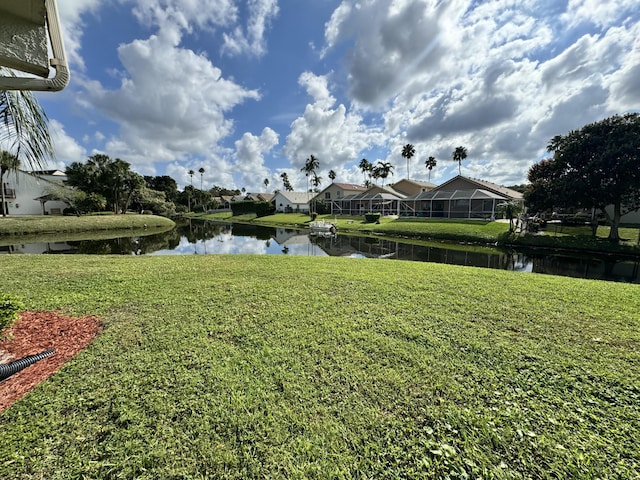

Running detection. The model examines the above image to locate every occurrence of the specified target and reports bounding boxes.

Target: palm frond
[0,68,53,170]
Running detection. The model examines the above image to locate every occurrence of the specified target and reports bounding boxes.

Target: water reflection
[1,219,639,283]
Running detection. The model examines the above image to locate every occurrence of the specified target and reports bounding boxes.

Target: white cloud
[130,0,238,32]
[284,72,386,188]
[49,119,86,165]
[82,28,259,173]
[233,127,279,190]
[56,0,102,71]
[561,0,638,29]
[221,0,279,57]
[324,0,467,107]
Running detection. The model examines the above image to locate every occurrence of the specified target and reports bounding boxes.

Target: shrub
[0,293,24,335]
[231,201,275,217]
[365,212,381,223]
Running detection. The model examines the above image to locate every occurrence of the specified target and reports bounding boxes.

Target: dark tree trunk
[607,203,622,242]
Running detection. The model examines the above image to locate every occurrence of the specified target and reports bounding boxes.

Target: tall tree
[188,169,195,212]
[144,175,179,202]
[374,161,394,186]
[0,150,20,217]
[300,155,319,215]
[280,172,293,191]
[311,172,322,191]
[497,200,523,233]
[65,154,142,214]
[0,68,53,171]
[328,169,336,182]
[452,146,467,175]
[198,167,205,191]
[425,156,437,182]
[530,113,640,242]
[401,144,415,179]
[359,158,372,185]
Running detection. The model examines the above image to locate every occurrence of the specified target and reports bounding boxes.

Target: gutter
[0,0,70,91]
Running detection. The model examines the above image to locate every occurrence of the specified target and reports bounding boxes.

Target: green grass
[196,212,511,244]
[1,255,639,478]
[506,224,640,255]
[0,214,175,237]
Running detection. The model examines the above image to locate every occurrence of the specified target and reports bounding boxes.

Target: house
[271,191,310,213]
[603,206,640,224]
[400,175,524,219]
[312,182,368,214]
[1,169,70,216]
[335,185,406,216]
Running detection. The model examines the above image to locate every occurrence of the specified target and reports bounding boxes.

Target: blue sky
[31,0,640,191]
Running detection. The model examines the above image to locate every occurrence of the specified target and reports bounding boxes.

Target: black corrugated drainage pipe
[0,349,55,381]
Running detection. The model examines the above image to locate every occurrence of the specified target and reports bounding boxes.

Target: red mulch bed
[0,311,102,413]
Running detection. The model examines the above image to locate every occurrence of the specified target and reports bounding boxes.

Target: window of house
[325,192,331,199]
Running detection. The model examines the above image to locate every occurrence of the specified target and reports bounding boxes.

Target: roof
[361,184,407,198]
[258,193,274,202]
[340,190,404,202]
[274,191,310,204]
[435,175,524,200]
[332,182,367,191]
[29,169,66,176]
[392,178,436,188]
[408,188,509,201]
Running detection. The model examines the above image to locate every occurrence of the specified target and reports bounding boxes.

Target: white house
[271,191,310,213]
[1,169,69,216]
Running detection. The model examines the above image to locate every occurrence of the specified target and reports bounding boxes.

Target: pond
[1,219,639,284]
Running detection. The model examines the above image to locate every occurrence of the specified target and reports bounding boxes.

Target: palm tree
[187,169,195,212]
[198,167,205,190]
[0,150,20,217]
[372,164,382,185]
[401,144,415,179]
[263,178,269,190]
[372,161,394,186]
[497,200,523,233]
[198,167,206,212]
[358,158,372,185]
[0,69,53,171]
[300,155,319,216]
[452,146,467,175]
[425,156,437,182]
[280,172,293,191]
[328,170,336,182]
[311,172,322,191]
[381,162,394,185]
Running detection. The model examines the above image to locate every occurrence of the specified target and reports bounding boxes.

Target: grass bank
[0,214,175,237]
[1,255,638,478]
[195,212,510,244]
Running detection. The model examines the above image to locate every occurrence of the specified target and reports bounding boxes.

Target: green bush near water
[0,255,638,478]
[364,212,381,223]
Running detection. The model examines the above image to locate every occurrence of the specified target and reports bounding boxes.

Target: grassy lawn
[1,255,638,478]
[0,214,175,236]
